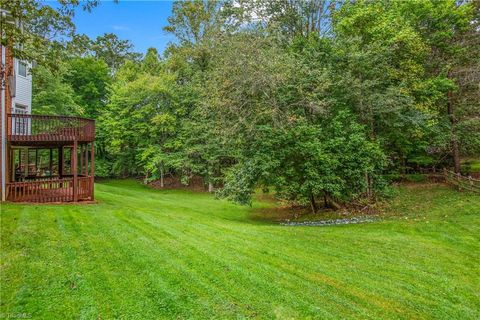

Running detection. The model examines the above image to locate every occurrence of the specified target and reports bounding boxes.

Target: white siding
[12,58,32,114]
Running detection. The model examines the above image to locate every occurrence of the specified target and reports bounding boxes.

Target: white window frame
[12,104,29,135]
[17,61,27,78]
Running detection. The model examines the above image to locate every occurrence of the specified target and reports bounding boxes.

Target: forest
[4,0,480,211]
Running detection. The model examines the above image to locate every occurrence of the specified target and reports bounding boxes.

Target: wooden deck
[7,114,95,144]
[6,177,93,203]
[4,114,95,203]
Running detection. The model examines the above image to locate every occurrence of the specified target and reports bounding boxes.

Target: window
[13,104,29,135]
[14,104,27,114]
[18,61,27,77]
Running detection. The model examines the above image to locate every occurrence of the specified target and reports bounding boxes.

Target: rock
[280,216,378,227]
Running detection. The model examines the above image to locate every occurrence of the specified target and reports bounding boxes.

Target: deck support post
[73,139,78,202]
[35,149,38,173]
[18,149,22,180]
[83,144,87,176]
[83,145,86,175]
[90,142,94,201]
[49,148,53,177]
[79,144,84,175]
[58,147,63,178]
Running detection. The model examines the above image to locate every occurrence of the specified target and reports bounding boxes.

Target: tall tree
[99,52,183,179]
[164,0,238,45]
[397,0,478,172]
[91,33,142,70]
[239,0,334,39]
[31,64,80,116]
[1,0,107,67]
[63,57,111,119]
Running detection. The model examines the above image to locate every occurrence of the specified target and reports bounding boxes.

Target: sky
[48,0,177,55]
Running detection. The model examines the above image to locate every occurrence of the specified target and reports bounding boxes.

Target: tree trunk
[365,172,371,197]
[452,136,461,174]
[325,193,342,210]
[144,172,149,185]
[208,181,213,193]
[309,192,318,214]
[160,165,164,188]
[447,91,461,173]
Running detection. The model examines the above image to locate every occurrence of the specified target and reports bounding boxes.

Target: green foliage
[92,157,113,178]
[64,57,111,118]
[91,33,142,70]
[1,0,105,68]
[99,53,184,178]
[141,48,163,75]
[31,65,80,115]
[164,0,239,45]
[27,0,480,208]
[221,112,386,206]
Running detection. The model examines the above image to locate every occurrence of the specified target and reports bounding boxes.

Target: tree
[1,0,107,67]
[65,34,94,57]
[99,54,182,179]
[199,28,387,209]
[328,0,478,173]
[31,64,80,115]
[63,57,111,119]
[221,112,385,211]
[141,48,162,75]
[164,0,238,45]
[91,33,142,70]
[239,0,334,39]
[416,0,479,173]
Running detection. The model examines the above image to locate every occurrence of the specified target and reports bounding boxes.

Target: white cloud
[112,25,131,31]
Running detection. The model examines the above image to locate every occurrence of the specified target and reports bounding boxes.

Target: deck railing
[6,176,93,203]
[7,114,95,142]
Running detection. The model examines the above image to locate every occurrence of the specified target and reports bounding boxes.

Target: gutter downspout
[1,43,6,201]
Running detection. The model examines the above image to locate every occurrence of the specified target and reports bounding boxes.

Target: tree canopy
[27,0,480,211]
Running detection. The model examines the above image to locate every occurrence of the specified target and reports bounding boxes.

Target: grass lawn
[462,158,480,174]
[1,180,479,319]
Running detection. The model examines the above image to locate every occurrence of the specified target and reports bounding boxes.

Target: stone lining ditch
[280,216,379,226]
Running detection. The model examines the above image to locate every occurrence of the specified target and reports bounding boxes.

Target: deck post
[73,139,78,202]
[35,149,38,173]
[9,146,13,182]
[27,149,31,176]
[49,148,53,177]
[84,145,88,176]
[18,149,22,180]
[58,147,63,178]
[79,144,83,175]
[90,142,94,201]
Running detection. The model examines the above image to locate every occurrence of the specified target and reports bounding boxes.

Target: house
[1,33,95,202]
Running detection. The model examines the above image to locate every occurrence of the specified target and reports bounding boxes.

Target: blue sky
[49,0,177,55]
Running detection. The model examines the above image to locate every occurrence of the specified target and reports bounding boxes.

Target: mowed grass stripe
[114,206,400,318]
[99,190,384,317]
[101,202,333,318]
[96,207,245,318]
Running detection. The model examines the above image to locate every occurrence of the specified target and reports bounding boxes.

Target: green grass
[1,180,479,319]
[462,158,480,173]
